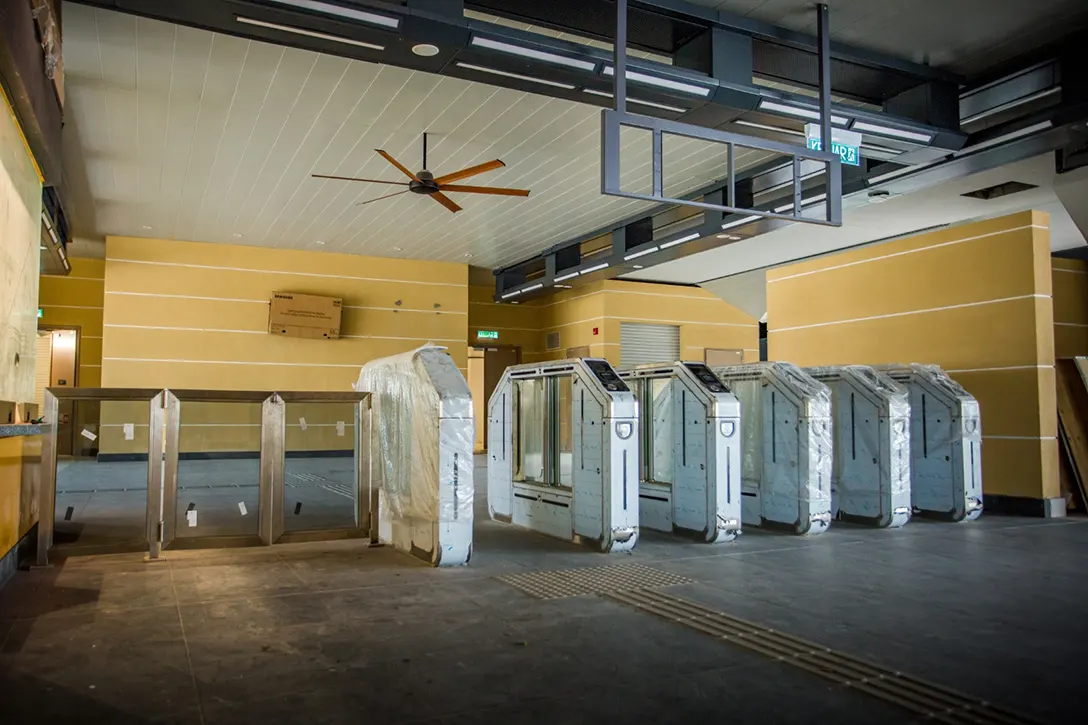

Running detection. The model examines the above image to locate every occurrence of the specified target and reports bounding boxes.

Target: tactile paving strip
[497,563,694,600]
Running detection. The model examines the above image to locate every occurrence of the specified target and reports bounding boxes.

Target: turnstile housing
[806,365,912,528]
[878,364,983,521]
[488,358,639,552]
[713,362,833,535]
[355,346,474,566]
[620,362,742,543]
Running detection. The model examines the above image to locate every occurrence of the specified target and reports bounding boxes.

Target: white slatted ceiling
[620,322,679,368]
[60,4,777,268]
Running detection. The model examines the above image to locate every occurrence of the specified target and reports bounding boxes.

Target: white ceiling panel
[60,3,774,268]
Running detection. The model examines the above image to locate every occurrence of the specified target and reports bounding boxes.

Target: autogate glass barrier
[712,363,833,536]
[38,388,165,565]
[488,358,639,553]
[620,363,742,543]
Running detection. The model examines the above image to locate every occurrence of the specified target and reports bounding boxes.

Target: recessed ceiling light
[232,233,243,238]
[236,16,384,51]
[392,246,402,251]
[470,36,595,72]
[141,225,152,230]
[412,43,440,57]
[632,264,644,269]
[265,0,399,29]
[716,233,741,240]
[463,253,473,258]
[315,240,326,245]
[455,62,576,90]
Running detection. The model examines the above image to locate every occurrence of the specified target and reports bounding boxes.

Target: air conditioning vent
[546,331,561,351]
[961,181,1038,200]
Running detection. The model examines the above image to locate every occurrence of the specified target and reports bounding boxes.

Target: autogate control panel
[683,363,729,393]
[584,359,629,392]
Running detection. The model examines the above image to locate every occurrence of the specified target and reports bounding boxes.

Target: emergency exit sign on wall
[476,330,499,340]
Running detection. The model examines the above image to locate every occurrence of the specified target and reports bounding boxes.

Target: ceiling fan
[312,133,530,213]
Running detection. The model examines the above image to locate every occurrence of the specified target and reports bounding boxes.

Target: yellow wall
[99,236,468,453]
[767,210,1057,501]
[38,258,105,387]
[466,280,759,365]
[467,285,543,358]
[0,435,40,559]
[1052,258,1088,359]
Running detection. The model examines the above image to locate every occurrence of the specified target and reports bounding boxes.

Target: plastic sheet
[878,363,982,520]
[355,345,474,526]
[712,362,833,534]
[807,365,911,527]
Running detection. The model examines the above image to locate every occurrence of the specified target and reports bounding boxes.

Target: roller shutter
[620,322,679,368]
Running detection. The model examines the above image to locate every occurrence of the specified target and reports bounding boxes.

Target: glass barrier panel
[175,401,261,539]
[283,401,358,532]
[514,378,546,483]
[650,378,674,484]
[558,375,573,486]
[54,399,149,547]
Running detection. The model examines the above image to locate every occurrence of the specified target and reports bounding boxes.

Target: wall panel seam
[106,257,464,286]
[773,294,1050,333]
[768,224,1042,283]
[945,364,1054,373]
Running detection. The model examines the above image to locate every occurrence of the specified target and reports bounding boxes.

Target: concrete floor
[2,456,1086,724]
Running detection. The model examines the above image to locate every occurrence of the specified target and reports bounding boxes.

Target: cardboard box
[269,292,342,340]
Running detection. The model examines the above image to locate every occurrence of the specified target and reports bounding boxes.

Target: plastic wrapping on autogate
[807,365,911,514]
[882,362,980,457]
[712,362,833,517]
[354,344,474,525]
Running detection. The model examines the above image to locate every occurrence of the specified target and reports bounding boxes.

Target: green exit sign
[476,330,499,340]
[37,308,43,319]
[806,137,860,166]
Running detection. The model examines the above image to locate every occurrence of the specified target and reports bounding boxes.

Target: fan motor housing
[410,171,440,195]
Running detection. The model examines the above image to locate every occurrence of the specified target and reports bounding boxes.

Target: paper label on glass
[299,417,308,431]
[238,502,247,516]
[336,421,345,437]
[123,423,135,441]
[186,509,197,527]
[81,429,97,442]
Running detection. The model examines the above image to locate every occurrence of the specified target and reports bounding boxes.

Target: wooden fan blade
[312,174,409,185]
[376,149,420,181]
[433,159,505,185]
[440,184,530,197]
[430,191,462,213]
[356,190,409,206]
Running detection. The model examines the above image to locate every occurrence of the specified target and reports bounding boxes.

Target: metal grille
[620,322,679,369]
[546,331,561,351]
[607,589,1043,725]
[497,563,693,599]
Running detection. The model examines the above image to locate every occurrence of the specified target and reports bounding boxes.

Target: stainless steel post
[35,391,60,566]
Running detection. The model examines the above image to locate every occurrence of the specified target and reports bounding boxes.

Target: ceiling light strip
[756,99,849,127]
[501,290,523,299]
[602,66,712,97]
[583,88,686,114]
[265,0,399,29]
[470,36,596,72]
[455,62,575,89]
[554,272,580,283]
[580,263,610,275]
[623,246,659,260]
[720,215,761,231]
[236,17,384,50]
[959,86,1061,126]
[851,120,933,144]
[659,232,700,249]
[522,283,544,293]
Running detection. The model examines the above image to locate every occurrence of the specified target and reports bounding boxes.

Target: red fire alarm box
[592,327,599,336]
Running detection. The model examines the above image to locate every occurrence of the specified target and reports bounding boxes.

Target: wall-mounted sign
[804,124,862,167]
[37,308,43,318]
[476,330,499,340]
